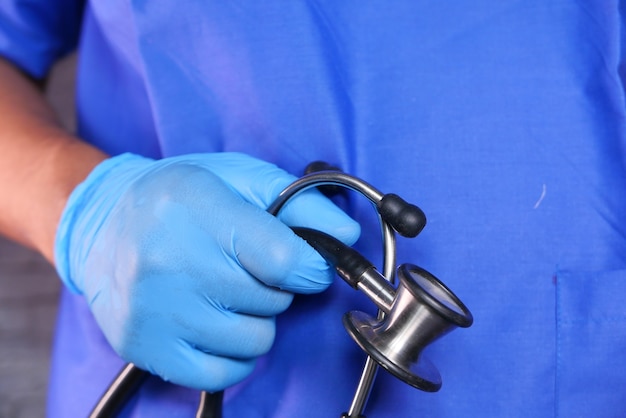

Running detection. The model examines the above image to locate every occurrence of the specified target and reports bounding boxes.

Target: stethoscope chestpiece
[343,263,473,392]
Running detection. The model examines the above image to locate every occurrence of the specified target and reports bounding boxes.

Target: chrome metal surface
[355,268,395,313]
[344,264,472,392]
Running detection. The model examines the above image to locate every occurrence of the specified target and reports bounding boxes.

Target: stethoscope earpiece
[277,163,427,239]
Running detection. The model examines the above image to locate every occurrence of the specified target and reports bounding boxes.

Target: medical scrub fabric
[2,1,626,417]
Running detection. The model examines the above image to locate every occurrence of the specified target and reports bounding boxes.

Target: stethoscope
[89,163,473,418]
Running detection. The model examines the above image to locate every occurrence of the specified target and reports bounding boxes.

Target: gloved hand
[54,152,359,391]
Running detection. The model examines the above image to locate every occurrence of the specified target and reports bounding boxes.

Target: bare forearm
[0,58,107,264]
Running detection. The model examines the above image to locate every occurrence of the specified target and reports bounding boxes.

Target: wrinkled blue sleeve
[0,0,85,78]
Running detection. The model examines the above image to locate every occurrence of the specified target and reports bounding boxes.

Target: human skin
[0,57,106,264]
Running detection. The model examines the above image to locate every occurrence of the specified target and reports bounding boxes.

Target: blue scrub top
[2,1,626,417]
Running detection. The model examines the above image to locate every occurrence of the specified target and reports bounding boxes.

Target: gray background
[0,54,77,418]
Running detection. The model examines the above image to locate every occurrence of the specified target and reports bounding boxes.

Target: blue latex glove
[54,152,359,391]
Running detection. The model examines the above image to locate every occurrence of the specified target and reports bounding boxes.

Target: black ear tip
[400,205,427,237]
[303,161,345,197]
[304,161,342,175]
[377,194,426,237]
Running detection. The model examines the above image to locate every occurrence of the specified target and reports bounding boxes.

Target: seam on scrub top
[554,270,561,418]
[558,316,626,324]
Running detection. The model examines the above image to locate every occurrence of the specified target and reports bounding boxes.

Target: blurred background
[0,54,76,418]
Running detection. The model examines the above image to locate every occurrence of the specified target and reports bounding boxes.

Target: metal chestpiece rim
[343,264,473,392]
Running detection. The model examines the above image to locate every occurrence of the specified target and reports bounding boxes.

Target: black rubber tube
[90,364,223,418]
[88,364,147,418]
[291,227,374,288]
